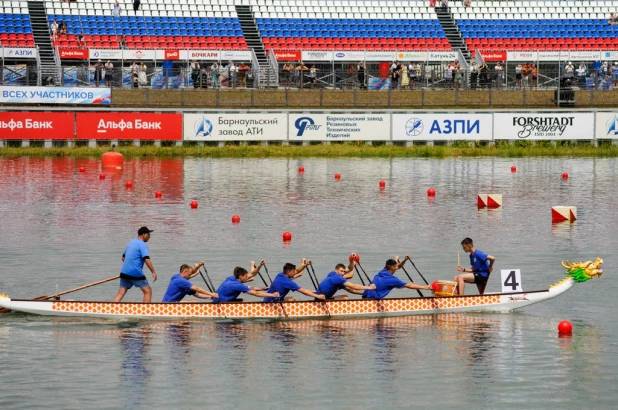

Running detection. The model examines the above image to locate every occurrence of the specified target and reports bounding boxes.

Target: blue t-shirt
[470,249,490,277]
[120,238,150,278]
[162,274,196,302]
[214,276,251,303]
[317,271,348,298]
[362,269,406,299]
[264,272,301,302]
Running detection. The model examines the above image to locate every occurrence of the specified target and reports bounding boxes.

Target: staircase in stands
[435,7,471,61]
[235,4,276,88]
[27,1,59,85]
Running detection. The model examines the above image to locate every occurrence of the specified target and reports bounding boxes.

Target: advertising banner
[333,51,365,61]
[0,112,74,140]
[0,87,111,105]
[76,113,182,140]
[0,47,38,59]
[301,51,333,61]
[538,51,569,61]
[428,51,458,61]
[494,113,594,140]
[392,113,493,141]
[479,51,506,62]
[569,51,601,61]
[396,51,427,61]
[365,51,395,61]
[164,50,180,60]
[89,49,123,60]
[288,113,390,141]
[59,48,88,59]
[507,51,538,62]
[123,49,156,60]
[184,113,287,141]
[188,50,220,60]
[601,51,618,61]
[221,50,253,61]
[594,112,618,139]
[274,50,301,60]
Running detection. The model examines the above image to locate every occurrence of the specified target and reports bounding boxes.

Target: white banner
[123,49,156,60]
[569,51,601,61]
[89,49,123,60]
[155,50,189,60]
[601,51,618,61]
[392,113,493,141]
[301,51,333,61]
[0,48,38,58]
[334,51,365,61]
[494,113,594,140]
[507,51,538,62]
[396,51,427,61]
[188,50,220,60]
[538,51,569,61]
[221,50,253,61]
[364,51,396,61]
[0,86,110,104]
[289,113,390,141]
[183,113,287,141]
[595,112,618,139]
[428,51,458,61]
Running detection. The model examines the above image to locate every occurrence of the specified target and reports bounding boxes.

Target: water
[0,156,616,409]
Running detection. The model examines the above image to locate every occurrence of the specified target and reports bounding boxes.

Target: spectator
[515,63,523,89]
[612,62,618,89]
[113,1,121,17]
[238,62,250,88]
[211,62,220,88]
[441,0,448,10]
[50,19,58,41]
[228,62,238,88]
[282,61,294,88]
[444,63,453,89]
[576,62,587,87]
[358,61,366,89]
[139,62,147,86]
[429,0,436,7]
[522,62,532,89]
[191,61,201,87]
[479,62,488,88]
[118,34,127,49]
[564,61,575,80]
[78,31,86,47]
[390,60,400,89]
[453,64,462,89]
[494,62,504,87]
[531,63,538,89]
[130,61,138,75]
[93,59,103,87]
[469,61,478,90]
[296,61,308,87]
[132,72,139,88]
[58,21,67,36]
[308,64,319,88]
[133,0,141,12]
[465,0,471,7]
[608,12,618,25]
[408,61,416,89]
[105,60,113,87]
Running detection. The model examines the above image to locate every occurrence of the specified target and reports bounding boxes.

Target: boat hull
[0,278,573,320]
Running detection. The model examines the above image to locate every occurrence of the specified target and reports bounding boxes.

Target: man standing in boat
[316,253,376,300]
[113,227,157,303]
[362,256,431,299]
[264,259,326,302]
[454,237,496,295]
[214,261,280,302]
[162,261,219,302]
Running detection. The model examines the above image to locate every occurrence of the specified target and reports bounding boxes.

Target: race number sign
[501,269,522,293]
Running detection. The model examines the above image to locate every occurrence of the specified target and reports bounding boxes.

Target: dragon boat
[0,259,603,320]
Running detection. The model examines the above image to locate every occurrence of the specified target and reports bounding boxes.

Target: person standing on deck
[162,261,219,302]
[214,261,280,302]
[362,256,431,299]
[113,227,157,302]
[454,237,496,295]
[316,253,376,300]
[264,259,326,302]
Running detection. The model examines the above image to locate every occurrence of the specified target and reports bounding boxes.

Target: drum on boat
[432,280,458,297]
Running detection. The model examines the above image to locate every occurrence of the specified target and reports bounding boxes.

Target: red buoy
[101,151,124,170]
[298,166,305,174]
[155,191,162,199]
[190,201,199,209]
[79,167,85,173]
[335,173,341,180]
[348,254,360,263]
[99,173,106,180]
[232,215,241,223]
[427,188,436,197]
[379,180,386,187]
[562,172,569,179]
[282,232,292,241]
[125,181,133,189]
[511,166,517,173]
[558,320,573,333]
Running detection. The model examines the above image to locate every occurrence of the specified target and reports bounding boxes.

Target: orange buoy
[102,152,123,170]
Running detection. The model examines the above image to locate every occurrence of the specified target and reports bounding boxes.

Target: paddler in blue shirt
[264,259,326,302]
[316,253,376,300]
[113,226,158,303]
[162,261,219,302]
[362,255,431,299]
[454,237,496,295]
[214,261,280,302]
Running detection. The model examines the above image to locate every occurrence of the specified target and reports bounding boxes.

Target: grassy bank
[1,141,618,158]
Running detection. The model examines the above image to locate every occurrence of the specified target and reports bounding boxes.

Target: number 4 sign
[501,269,523,293]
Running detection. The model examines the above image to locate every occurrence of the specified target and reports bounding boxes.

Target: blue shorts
[120,275,150,289]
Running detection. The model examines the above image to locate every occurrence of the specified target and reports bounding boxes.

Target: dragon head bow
[561,258,603,282]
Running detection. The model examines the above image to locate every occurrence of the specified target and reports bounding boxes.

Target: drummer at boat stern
[264,259,326,302]
[362,255,431,299]
[454,237,496,295]
[162,261,218,302]
[113,226,158,303]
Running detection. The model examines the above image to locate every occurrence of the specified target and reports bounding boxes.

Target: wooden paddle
[0,276,120,314]
[308,262,331,317]
[199,266,216,293]
[400,263,424,298]
[263,264,288,318]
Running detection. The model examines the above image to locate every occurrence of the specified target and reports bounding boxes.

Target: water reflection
[118,325,152,408]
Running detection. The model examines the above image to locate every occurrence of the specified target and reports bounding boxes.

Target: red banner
[164,50,180,60]
[0,112,74,139]
[76,113,182,140]
[479,51,507,62]
[59,48,88,59]
[274,50,301,60]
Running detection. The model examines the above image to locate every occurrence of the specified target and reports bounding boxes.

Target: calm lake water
[0,156,616,409]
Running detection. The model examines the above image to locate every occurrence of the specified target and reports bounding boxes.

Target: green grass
[1,141,618,158]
